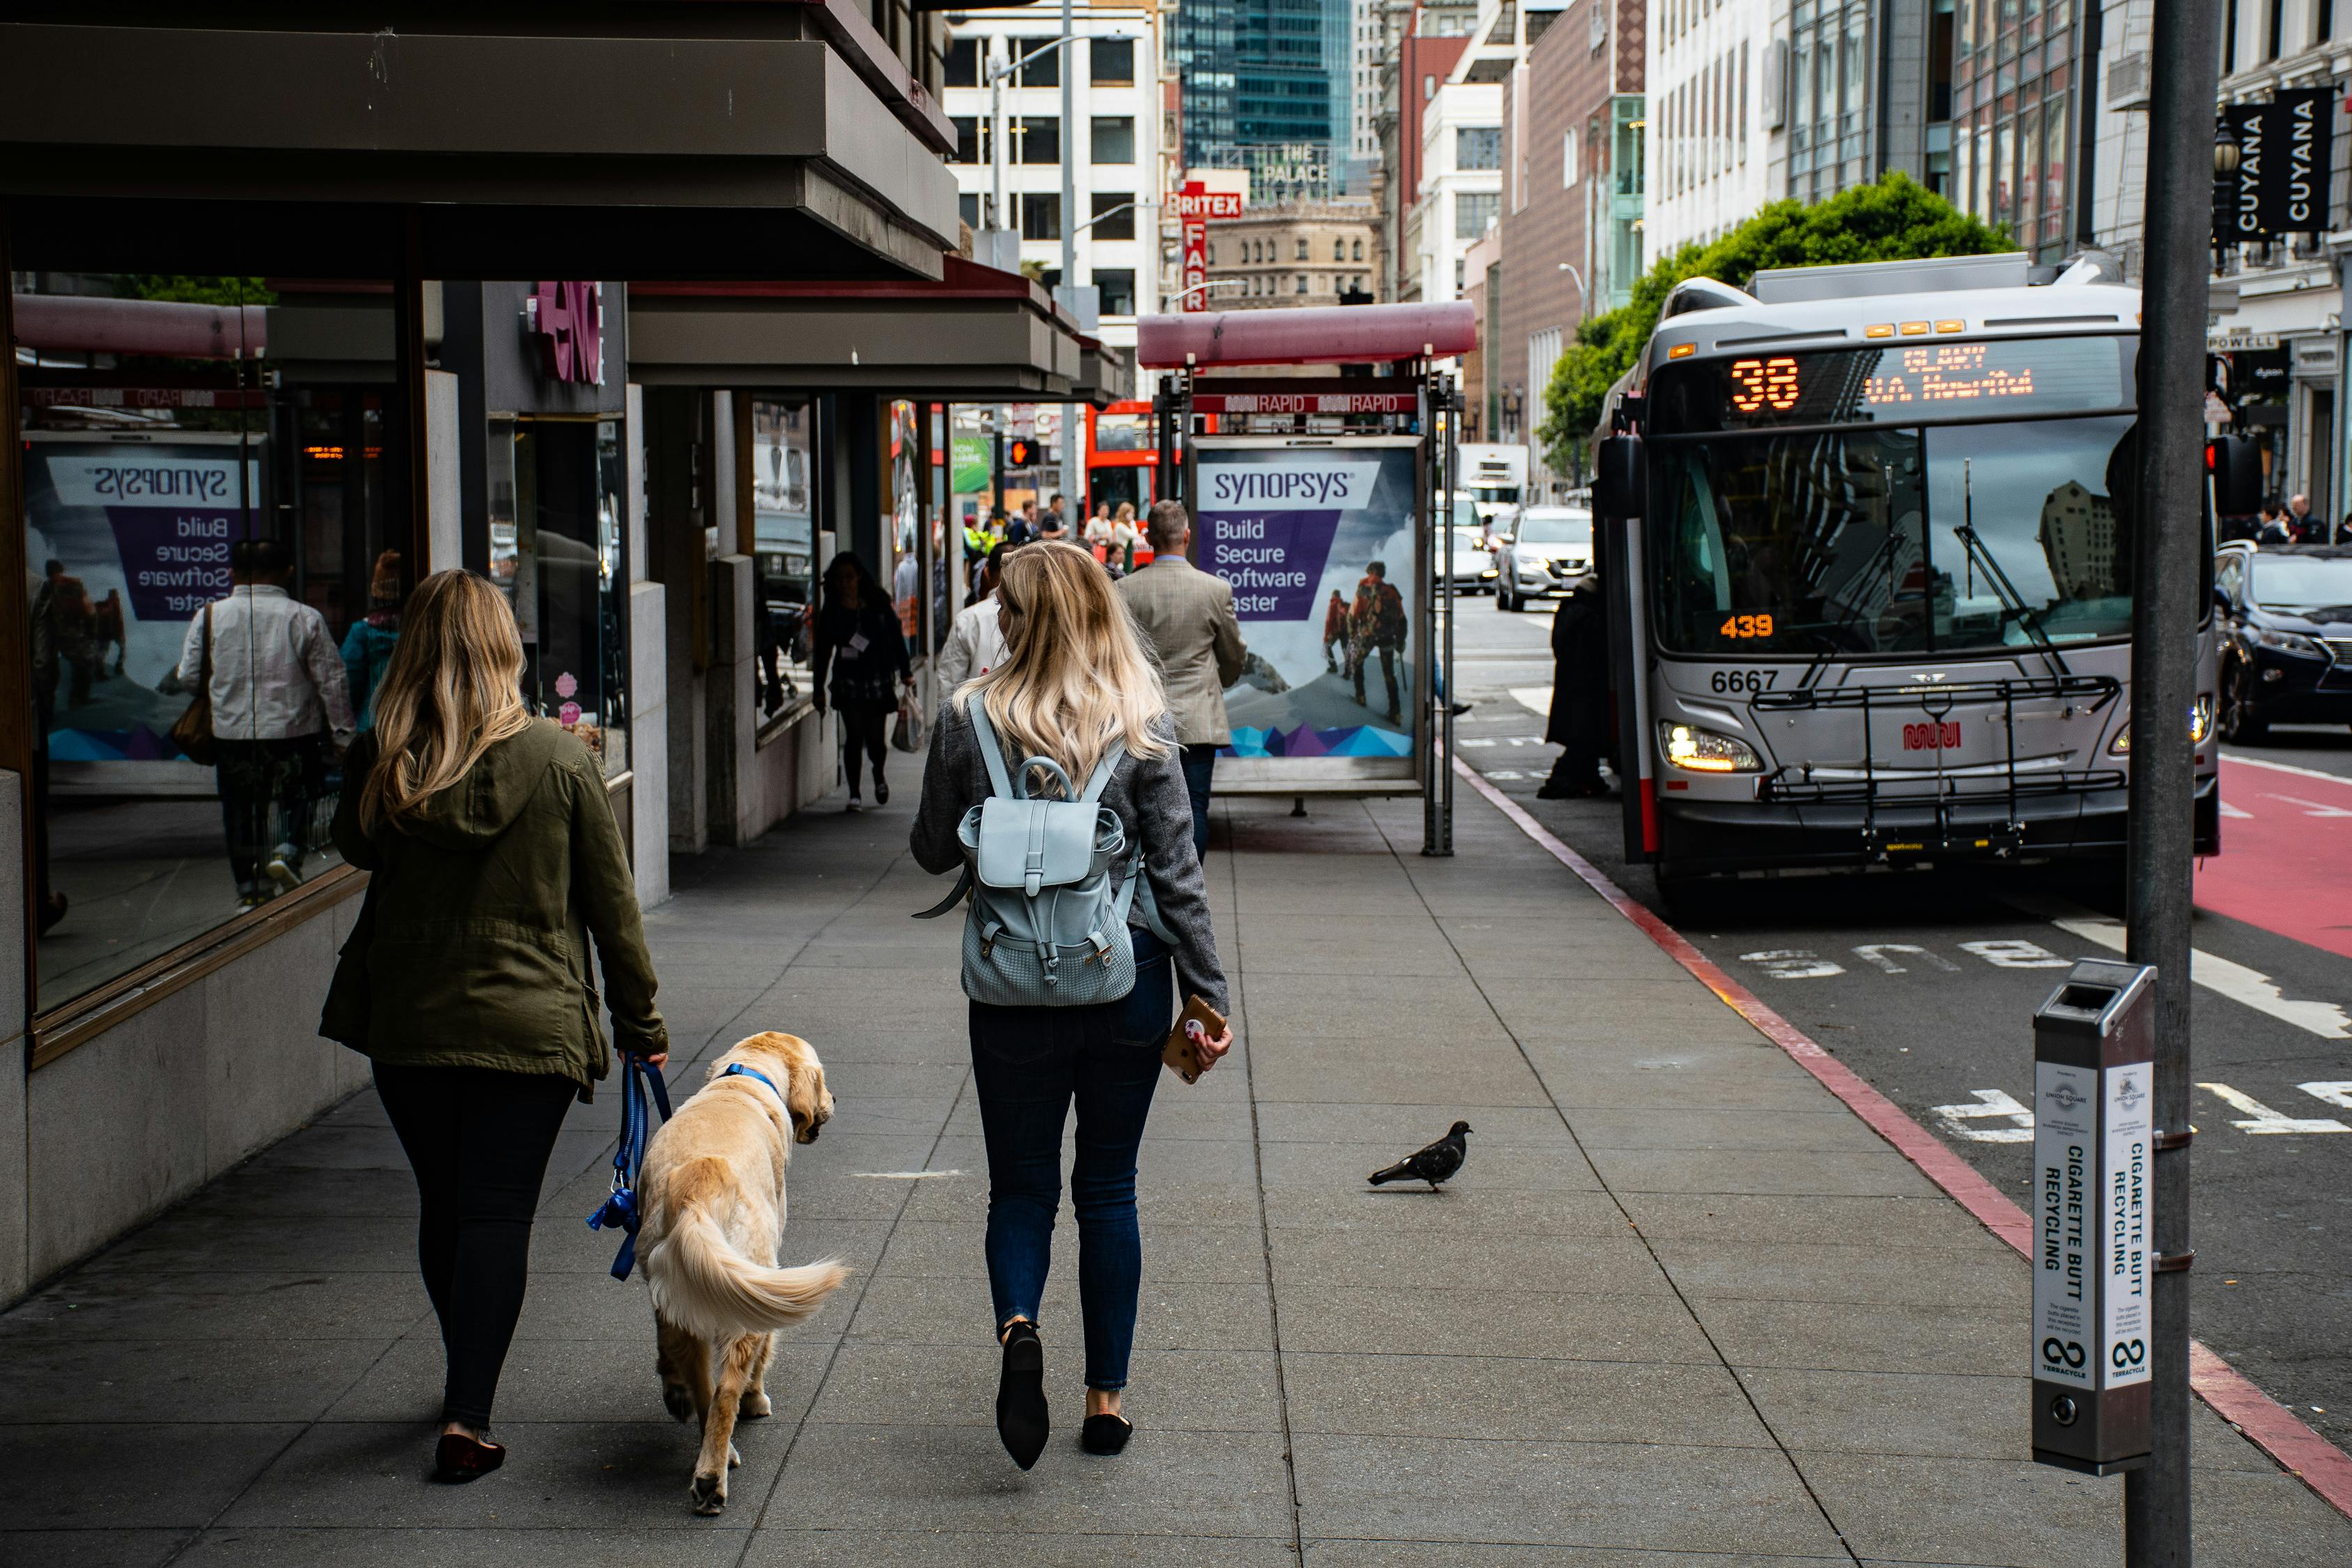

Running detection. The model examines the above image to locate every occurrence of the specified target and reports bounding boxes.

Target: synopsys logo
[45,452,245,509]
[1201,459,1383,512]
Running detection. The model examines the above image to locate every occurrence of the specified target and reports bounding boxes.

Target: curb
[1453,754,2352,1523]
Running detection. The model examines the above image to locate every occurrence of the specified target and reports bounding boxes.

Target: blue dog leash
[585,1052,674,1281]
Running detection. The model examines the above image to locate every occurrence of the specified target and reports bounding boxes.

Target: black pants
[213,735,323,891]
[836,696,893,795]
[374,1061,577,1427]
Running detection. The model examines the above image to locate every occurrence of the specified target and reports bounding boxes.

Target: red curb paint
[1453,755,2352,1522]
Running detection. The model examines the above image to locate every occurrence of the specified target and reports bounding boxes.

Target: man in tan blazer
[1118,500,1248,854]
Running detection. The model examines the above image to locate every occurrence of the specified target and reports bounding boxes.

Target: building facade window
[1016,117,1060,165]
[1296,275,1309,294]
[1089,192,1137,239]
[1095,268,1137,315]
[1091,36,1135,84]
[946,36,979,86]
[1456,190,1499,238]
[1458,125,1503,169]
[952,116,983,164]
[1020,192,1061,240]
[1091,116,1135,164]
[1296,237,1310,260]
[1015,39,1059,87]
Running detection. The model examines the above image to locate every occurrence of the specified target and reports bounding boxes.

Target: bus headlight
[2107,696,2213,755]
[1659,721,1762,773]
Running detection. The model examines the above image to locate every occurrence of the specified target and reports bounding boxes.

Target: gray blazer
[910,702,1230,1015]
[1117,556,1248,746]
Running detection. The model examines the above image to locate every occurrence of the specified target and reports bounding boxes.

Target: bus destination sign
[1654,335,2130,432]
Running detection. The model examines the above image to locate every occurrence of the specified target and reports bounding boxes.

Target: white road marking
[1852,943,1961,974]
[2048,914,2352,1040]
[854,1169,964,1179]
[2259,792,2352,818]
[2218,799,2254,819]
[1510,686,1553,717]
[1740,948,1846,979]
[2221,752,2352,786]
[1958,939,2072,969]
[2196,1083,2352,1135]
[1485,769,1529,780]
[1931,1089,2036,1143]
[2297,1082,2352,1111]
[1459,737,1498,747]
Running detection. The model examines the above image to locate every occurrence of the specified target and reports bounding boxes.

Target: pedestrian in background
[1117,500,1247,856]
[180,537,355,909]
[939,541,1013,693]
[910,540,1233,1467]
[1537,572,1611,799]
[322,568,665,1485]
[2287,492,2318,541]
[1111,502,1142,572]
[340,550,406,730]
[813,551,915,809]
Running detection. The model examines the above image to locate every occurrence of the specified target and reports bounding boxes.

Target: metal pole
[2125,3,2222,1563]
[1060,0,1077,508]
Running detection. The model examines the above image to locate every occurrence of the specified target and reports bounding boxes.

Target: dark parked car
[2215,543,2352,741]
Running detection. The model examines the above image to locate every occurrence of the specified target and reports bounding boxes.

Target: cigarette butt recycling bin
[2030,958,2157,1475]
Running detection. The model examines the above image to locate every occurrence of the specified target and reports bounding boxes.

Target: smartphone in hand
[1161,995,1228,1084]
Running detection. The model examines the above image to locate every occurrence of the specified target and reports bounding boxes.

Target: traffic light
[1005,437,1038,468]
[2206,434,2261,516]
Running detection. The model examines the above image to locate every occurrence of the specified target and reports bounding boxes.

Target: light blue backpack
[915,697,1147,1007]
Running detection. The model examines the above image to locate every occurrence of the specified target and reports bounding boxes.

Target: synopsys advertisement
[1193,440,1418,762]
[24,436,257,762]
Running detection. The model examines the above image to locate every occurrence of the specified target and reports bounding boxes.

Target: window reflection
[752,399,818,718]
[17,271,403,1012]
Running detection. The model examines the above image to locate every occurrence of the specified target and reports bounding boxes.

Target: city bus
[1590,252,2224,892]
[1084,401,1160,517]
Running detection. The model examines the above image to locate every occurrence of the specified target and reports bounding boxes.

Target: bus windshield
[1647,415,2138,657]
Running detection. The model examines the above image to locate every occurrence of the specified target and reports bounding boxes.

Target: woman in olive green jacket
[321,569,665,1484]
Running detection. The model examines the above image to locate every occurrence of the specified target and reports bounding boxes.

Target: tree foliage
[1537,174,2012,472]
[115,276,277,307]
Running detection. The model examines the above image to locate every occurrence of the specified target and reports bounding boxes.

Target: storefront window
[15,270,406,1013]
[490,417,630,778]
[751,399,819,717]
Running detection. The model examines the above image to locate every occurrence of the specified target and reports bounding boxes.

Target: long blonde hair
[966,541,1169,790]
[361,569,536,831]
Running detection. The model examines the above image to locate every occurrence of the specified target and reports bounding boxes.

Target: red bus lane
[2199,756,2352,962]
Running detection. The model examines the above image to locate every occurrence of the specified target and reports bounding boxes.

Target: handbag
[170,604,217,765]
[891,693,926,753]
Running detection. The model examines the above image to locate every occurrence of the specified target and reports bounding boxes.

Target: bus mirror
[1595,436,1645,517]
[2206,435,2261,516]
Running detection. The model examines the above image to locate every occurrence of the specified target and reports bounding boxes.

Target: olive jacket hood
[320,720,666,1091]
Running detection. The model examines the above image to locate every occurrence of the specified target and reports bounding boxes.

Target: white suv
[1493,506,1594,611]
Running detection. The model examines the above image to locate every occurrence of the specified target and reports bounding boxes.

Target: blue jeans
[1178,744,1217,858]
[967,928,1172,1390]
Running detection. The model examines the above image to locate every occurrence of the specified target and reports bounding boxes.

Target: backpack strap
[1078,739,1127,803]
[964,694,1015,801]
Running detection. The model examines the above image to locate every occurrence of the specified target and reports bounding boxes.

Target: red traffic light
[2206,435,2261,514]
[1006,438,1037,468]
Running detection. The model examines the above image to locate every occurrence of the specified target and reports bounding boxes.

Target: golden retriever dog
[636,1031,847,1514]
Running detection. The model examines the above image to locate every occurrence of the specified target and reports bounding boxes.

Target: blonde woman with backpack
[909,540,1233,1468]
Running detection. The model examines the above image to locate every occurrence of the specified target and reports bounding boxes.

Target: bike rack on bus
[1750,674,2124,859]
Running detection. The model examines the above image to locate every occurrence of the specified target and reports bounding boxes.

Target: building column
[645,385,710,854]
[624,382,670,907]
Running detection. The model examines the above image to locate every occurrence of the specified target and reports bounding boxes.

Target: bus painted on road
[1590,252,2220,891]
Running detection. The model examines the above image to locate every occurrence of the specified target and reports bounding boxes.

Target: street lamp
[1555,261,1588,318]
[985,32,1082,236]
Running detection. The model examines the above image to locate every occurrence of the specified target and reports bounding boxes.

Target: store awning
[0,10,958,279]
[628,257,1128,405]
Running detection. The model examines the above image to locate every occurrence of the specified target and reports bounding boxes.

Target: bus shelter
[1133,302,1474,854]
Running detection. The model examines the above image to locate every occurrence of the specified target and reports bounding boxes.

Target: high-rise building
[943,2,1164,345]
[1176,0,1351,199]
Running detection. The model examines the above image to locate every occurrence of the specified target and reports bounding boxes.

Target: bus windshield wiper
[1955,458,2070,679]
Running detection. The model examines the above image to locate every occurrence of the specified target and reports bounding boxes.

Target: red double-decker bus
[1083,401,1158,517]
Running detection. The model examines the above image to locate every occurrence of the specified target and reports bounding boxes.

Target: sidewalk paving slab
[3,783,2349,1567]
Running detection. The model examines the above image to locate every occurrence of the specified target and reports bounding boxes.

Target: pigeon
[1368,1121,1473,1189]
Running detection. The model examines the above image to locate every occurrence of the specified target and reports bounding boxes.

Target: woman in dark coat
[1538,574,1612,799]
[323,569,665,1483]
[811,551,915,808]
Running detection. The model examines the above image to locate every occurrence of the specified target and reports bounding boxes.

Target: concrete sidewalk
[4,782,2349,1566]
